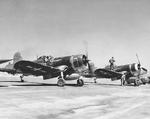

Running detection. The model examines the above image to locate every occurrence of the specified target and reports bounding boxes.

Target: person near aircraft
[121,73,126,86]
[109,57,115,70]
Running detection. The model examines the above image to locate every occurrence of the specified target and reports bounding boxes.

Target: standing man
[121,73,126,86]
[109,57,115,70]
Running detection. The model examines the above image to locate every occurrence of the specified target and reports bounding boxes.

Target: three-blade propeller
[136,54,147,75]
[136,54,141,70]
[83,41,90,66]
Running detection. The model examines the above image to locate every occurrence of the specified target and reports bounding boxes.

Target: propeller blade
[141,67,148,72]
[83,40,88,58]
[136,53,141,66]
[83,41,92,72]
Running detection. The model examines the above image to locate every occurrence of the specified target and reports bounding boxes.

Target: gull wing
[94,68,123,78]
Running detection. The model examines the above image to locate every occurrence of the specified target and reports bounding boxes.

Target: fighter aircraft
[94,55,148,86]
[0,52,90,87]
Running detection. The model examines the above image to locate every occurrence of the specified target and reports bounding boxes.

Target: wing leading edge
[94,68,123,78]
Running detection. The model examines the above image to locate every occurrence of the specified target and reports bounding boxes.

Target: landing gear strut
[57,72,65,87]
[20,75,24,82]
[94,78,97,83]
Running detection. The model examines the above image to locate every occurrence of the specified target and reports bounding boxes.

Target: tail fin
[13,52,23,64]
[88,61,96,74]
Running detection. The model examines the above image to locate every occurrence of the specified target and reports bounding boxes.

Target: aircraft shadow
[0,81,23,83]
[85,82,135,87]
[0,81,135,87]
[96,83,136,87]
[12,82,79,87]
[0,85,8,87]
[94,83,121,87]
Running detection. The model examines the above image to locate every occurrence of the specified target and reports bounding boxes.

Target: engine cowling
[70,54,88,70]
[129,63,139,73]
[115,63,139,73]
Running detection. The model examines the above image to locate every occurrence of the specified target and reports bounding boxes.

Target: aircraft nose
[138,63,141,70]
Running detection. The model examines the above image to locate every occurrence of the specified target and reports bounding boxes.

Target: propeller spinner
[83,40,90,66]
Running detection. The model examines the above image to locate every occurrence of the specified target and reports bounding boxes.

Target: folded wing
[14,60,61,76]
[94,68,123,78]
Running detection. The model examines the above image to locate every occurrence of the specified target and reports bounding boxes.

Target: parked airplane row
[0,52,149,87]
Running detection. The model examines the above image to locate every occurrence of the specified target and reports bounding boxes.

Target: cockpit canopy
[37,55,54,64]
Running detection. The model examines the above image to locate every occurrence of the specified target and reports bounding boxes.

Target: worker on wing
[109,57,115,70]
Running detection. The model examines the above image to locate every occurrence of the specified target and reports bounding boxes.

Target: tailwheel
[57,78,65,87]
[77,79,84,86]
[94,78,97,83]
[20,75,24,82]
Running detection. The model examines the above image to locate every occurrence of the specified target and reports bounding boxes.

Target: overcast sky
[0,0,150,68]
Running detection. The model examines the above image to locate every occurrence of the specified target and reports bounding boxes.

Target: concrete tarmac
[0,77,150,119]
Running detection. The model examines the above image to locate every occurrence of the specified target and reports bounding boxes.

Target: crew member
[109,57,115,70]
[121,73,126,86]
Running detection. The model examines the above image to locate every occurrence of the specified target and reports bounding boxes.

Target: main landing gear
[57,77,65,87]
[57,72,84,87]
[57,72,65,87]
[77,78,84,86]
[122,76,141,86]
[134,79,140,86]
[77,76,84,86]
[20,75,24,82]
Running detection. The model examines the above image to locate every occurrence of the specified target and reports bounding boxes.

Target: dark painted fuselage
[104,63,147,79]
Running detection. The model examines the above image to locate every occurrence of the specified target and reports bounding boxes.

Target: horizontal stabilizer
[0,59,12,64]
[0,68,16,74]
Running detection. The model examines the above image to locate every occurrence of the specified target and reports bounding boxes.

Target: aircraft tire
[143,82,146,85]
[134,79,140,86]
[20,76,24,82]
[57,78,65,87]
[127,81,130,84]
[77,79,84,86]
[21,79,24,82]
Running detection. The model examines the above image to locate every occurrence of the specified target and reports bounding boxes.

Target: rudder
[13,52,23,64]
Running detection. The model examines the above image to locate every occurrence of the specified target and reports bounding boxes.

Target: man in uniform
[121,73,126,86]
[109,57,115,70]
